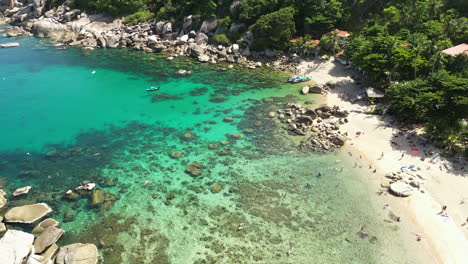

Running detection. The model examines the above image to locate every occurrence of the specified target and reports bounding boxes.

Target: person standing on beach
[438,205,447,214]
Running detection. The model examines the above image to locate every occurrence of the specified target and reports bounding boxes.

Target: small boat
[287,76,312,83]
[146,87,160,91]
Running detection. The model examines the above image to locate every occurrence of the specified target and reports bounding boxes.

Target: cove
[0,30,417,263]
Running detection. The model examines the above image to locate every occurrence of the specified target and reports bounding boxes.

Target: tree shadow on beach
[387,123,467,177]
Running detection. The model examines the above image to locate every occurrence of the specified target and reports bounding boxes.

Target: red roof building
[322,29,350,38]
[442,44,468,56]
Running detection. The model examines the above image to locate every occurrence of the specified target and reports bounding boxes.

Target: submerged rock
[13,186,32,197]
[90,189,106,207]
[33,226,64,253]
[211,184,222,193]
[180,131,197,141]
[55,243,99,264]
[209,96,226,103]
[170,151,185,159]
[0,230,34,264]
[185,162,203,177]
[4,203,52,224]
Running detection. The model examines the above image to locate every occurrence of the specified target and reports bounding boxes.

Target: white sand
[298,59,468,264]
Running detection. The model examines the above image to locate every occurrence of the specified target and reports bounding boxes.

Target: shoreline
[301,59,468,263]
[2,6,467,262]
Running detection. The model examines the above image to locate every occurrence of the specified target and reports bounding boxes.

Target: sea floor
[0,30,418,263]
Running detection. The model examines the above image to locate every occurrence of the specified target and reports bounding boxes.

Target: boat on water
[287,76,312,83]
[146,87,160,91]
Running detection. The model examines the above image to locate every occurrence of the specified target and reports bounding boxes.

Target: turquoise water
[1,29,417,263]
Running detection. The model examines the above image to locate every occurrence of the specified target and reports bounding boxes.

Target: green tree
[408,33,430,79]
[251,7,296,50]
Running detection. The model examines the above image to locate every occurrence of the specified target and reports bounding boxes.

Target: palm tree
[329,30,339,58]
[408,33,429,79]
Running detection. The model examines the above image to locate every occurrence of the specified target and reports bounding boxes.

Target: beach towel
[440,213,450,222]
[411,148,420,152]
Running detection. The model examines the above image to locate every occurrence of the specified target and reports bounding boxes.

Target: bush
[75,0,150,16]
[123,10,154,26]
[213,34,231,46]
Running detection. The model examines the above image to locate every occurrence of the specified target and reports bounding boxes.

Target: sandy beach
[299,59,468,263]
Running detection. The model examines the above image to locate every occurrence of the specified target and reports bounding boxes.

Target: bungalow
[289,38,321,56]
[322,29,350,43]
[442,43,468,56]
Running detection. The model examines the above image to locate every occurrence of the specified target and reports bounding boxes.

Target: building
[441,43,468,56]
[289,38,321,56]
[322,29,350,43]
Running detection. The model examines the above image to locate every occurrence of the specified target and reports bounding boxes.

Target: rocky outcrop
[276,103,349,151]
[13,185,31,196]
[31,18,73,40]
[33,226,64,253]
[4,203,52,224]
[0,230,35,264]
[55,243,99,264]
[0,41,20,47]
[32,0,46,18]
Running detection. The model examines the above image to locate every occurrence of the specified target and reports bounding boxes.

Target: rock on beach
[4,203,53,224]
[55,243,99,264]
[0,230,35,264]
[389,182,413,197]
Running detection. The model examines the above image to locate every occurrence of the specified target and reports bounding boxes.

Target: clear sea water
[0,27,418,263]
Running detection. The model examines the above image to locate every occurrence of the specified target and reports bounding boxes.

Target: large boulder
[104,33,120,48]
[33,226,64,253]
[31,19,73,40]
[308,86,323,94]
[389,182,413,197]
[62,9,81,22]
[198,54,210,63]
[230,1,242,18]
[154,21,165,34]
[228,23,247,37]
[55,243,99,264]
[13,185,31,196]
[33,0,46,18]
[189,43,205,57]
[199,18,218,35]
[90,189,105,207]
[162,22,172,35]
[32,218,60,236]
[195,32,208,45]
[0,230,34,264]
[332,135,347,146]
[4,203,52,224]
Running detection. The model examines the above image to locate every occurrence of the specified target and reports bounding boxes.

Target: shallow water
[1,29,417,263]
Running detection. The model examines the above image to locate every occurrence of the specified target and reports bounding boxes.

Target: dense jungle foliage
[72,0,467,153]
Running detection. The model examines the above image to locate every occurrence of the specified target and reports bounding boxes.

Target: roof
[289,38,320,46]
[335,50,345,58]
[323,29,350,38]
[366,88,385,98]
[441,44,468,56]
